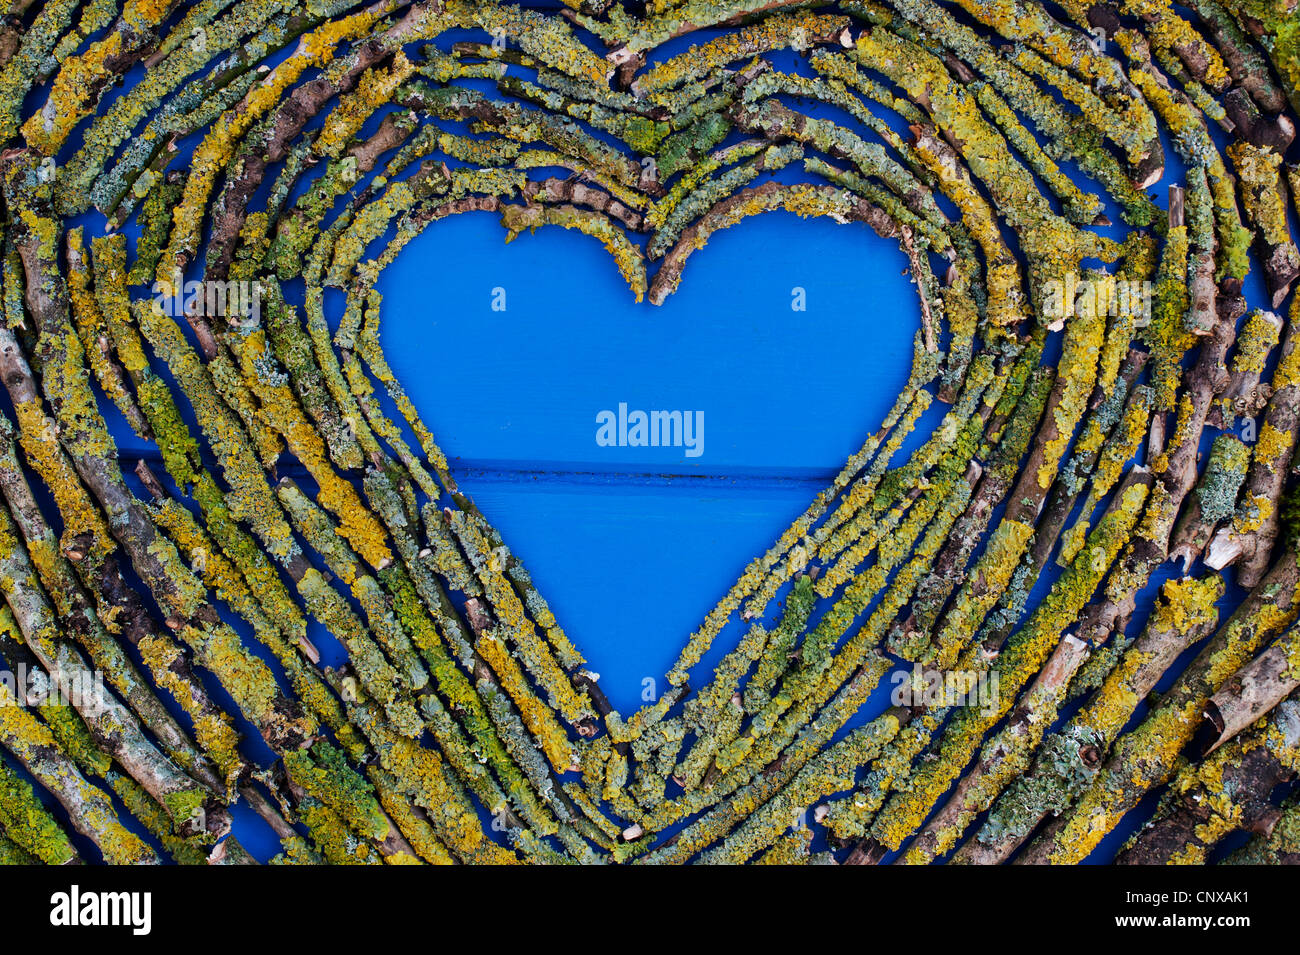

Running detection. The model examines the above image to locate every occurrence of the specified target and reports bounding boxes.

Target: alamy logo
[889,664,1000,717]
[595,403,703,458]
[49,885,152,936]
[1,665,105,714]
[152,268,262,322]
[1042,272,1152,325]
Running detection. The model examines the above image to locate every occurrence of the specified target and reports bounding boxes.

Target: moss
[0,757,77,865]
[0,680,154,864]
[284,741,390,843]
[634,11,851,90]
[874,477,1150,850]
[1197,435,1251,525]
[501,202,646,301]
[136,633,244,791]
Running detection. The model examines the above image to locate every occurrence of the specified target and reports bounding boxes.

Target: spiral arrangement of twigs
[0,0,1297,866]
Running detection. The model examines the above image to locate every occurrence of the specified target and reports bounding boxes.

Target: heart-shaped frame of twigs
[0,0,1298,867]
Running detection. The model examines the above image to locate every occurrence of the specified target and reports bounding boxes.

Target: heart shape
[377,207,921,711]
[0,0,1296,870]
